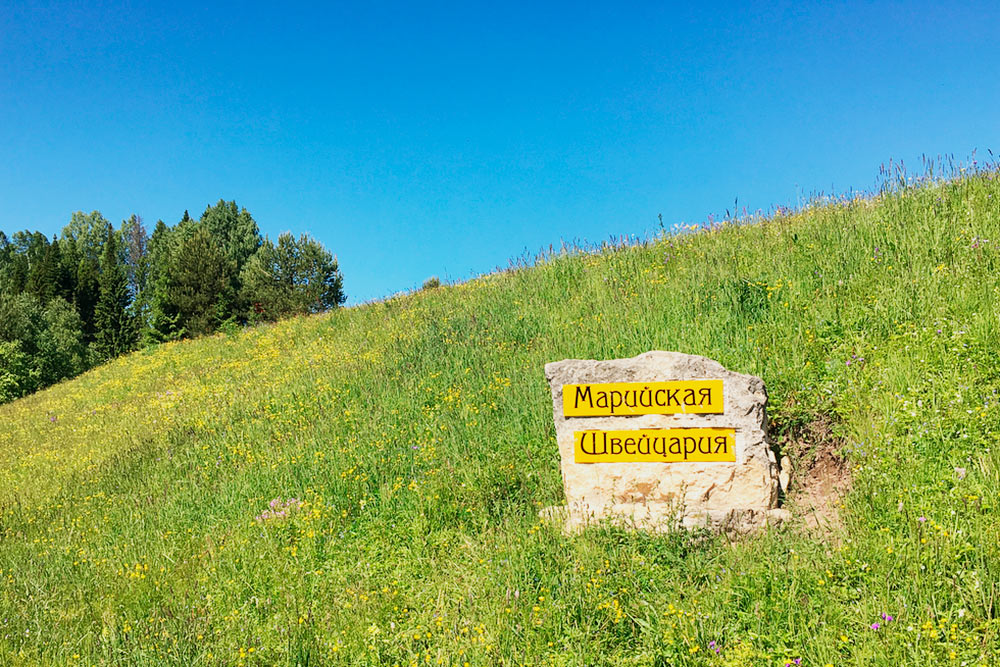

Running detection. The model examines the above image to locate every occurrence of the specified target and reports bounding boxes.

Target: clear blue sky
[2,2,998,303]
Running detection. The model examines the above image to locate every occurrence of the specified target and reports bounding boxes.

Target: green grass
[2,172,1000,666]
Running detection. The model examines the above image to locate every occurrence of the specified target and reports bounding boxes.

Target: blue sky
[2,1,998,302]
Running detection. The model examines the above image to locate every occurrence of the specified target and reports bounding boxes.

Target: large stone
[544,351,781,534]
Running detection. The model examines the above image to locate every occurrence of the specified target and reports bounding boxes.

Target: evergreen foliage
[200,200,261,273]
[165,225,231,337]
[239,232,346,321]
[4,172,1000,665]
[26,234,56,302]
[73,255,100,342]
[93,224,135,360]
[147,219,182,342]
[200,200,261,319]
[0,202,344,404]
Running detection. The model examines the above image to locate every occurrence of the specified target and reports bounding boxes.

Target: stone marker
[544,351,787,534]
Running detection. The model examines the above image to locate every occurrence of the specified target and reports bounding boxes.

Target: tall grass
[1,169,999,665]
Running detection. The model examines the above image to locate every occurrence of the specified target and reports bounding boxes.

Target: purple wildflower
[256,497,302,522]
[870,622,881,630]
[881,613,894,622]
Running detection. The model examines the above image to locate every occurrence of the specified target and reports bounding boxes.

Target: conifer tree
[29,236,72,304]
[200,200,261,320]
[200,200,261,273]
[57,237,80,306]
[75,256,100,342]
[147,220,182,341]
[3,231,37,294]
[166,226,231,337]
[93,224,135,360]
[23,232,51,301]
[240,232,346,320]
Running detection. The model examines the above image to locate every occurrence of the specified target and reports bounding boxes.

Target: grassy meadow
[1,172,999,666]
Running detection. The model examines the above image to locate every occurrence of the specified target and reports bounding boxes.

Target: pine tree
[93,224,135,360]
[166,226,231,337]
[200,200,261,320]
[240,232,346,321]
[200,200,261,272]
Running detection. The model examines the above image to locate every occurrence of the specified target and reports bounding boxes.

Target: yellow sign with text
[562,379,724,417]
[574,428,736,463]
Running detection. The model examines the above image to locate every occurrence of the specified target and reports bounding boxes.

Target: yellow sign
[562,380,724,417]
[574,428,736,463]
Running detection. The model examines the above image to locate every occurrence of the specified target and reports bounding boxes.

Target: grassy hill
[2,172,999,666]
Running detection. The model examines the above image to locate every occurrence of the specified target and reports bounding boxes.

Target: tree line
[0,200,344,403]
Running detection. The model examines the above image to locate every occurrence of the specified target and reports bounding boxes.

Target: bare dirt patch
[774,414,852,537]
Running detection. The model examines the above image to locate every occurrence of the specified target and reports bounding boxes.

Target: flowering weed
[1,171,1000,665]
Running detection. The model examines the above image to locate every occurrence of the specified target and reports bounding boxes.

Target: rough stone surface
[544,351,780,534]
[779,455,793,494]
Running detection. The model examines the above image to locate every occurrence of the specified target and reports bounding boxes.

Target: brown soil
[775,414,852,538]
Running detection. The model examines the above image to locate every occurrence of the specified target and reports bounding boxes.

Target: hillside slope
[2,174,999,666]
